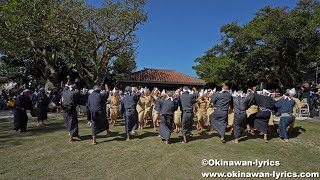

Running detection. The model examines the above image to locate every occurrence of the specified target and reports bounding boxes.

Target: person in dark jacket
[62,84,81,143]
[252,89,276,142]
[276,95,296,143]
[13,89,32,132]
[210,84,233,143]
[120,86,141,140]
[155,91,178,144]
[36,88,49,126]
[232,91,253,143]
[178,87,196,144]
[88,85,110,145]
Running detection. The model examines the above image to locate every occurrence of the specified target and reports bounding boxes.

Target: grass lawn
[0,114,319,180]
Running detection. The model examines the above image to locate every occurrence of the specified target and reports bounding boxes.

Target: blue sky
[89,0,299,77]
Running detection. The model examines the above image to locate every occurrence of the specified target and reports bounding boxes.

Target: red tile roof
[119,68,206,85]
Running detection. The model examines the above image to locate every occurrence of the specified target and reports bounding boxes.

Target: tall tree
[0,0,146,87]
[193,0,320,88]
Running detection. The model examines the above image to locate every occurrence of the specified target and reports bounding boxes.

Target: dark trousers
[278,116,293,139]
[13,109,28,131]
[181,112,193,136]
[211,109,228,137]
[234,113,247,138]
[159,114,174,141]
[63,108,79,137]
[125,110,138,133]
[254,111,271,134]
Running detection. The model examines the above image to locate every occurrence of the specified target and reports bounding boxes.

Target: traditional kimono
[227,106,234,126]
[155,97,178,141]
[88,90,109,136]
[210,91,232,137]
[196,97,208,128]
[144,95,152,120]
[178,92,197,136]
[152,95,160,123]
[275,98,295,139]
[206,98,214,127]
[232,94,253,138]
[62,87,80,137]
[36,92,49,121]
[120,92,141,133]
[109,95,120,121]
[253,93,275,134]
[290,97,301,128]
[13,94,32,131]
[174,106,182,126]
[136,96,146,126]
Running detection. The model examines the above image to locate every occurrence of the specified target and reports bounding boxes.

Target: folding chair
[298,102,310,117]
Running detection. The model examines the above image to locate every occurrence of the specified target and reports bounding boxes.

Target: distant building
[118,68,206,90]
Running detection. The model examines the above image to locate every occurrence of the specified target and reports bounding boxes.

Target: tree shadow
[0,115,67,149]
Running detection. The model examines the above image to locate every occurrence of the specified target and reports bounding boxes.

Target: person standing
[210,84,233,143]
[13,89,32,132]
[88,85,110,145]
[35,88,49,126]
[178,86,196,143]
[232,90,253,143]
[136,89,146,129]
[300,83,311,108]
[109,90,120,126]
[276,94,296,143]
[174,106,182,133]
[120,86,141,140]
[143,89,152,127]
[62,84,81,143]
[206,90,215,130]
[155,91,178,144]
[196,93,208,132]
[287,88,301,135]
[252,89,276,142]
[151,88,161,131]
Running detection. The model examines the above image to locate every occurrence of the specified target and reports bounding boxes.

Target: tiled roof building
[118,68,205,90]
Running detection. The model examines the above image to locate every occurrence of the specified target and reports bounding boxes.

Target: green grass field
[0,114,319,180]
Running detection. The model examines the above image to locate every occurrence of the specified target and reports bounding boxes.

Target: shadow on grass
[0,115,66,148]
[242,124,306,143]
[114,119,125,127]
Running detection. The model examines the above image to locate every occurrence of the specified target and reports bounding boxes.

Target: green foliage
[193,0,320,88]
[0,0,147,87]
[193,56,240,86]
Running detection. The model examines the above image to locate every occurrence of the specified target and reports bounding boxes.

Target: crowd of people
[7,79,316,145]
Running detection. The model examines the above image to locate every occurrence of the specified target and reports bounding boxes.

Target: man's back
[211,92,232,111]
[121,92,141,110]
[179,93,196,111]
[62,88,78,108]
[88,91,107,112]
